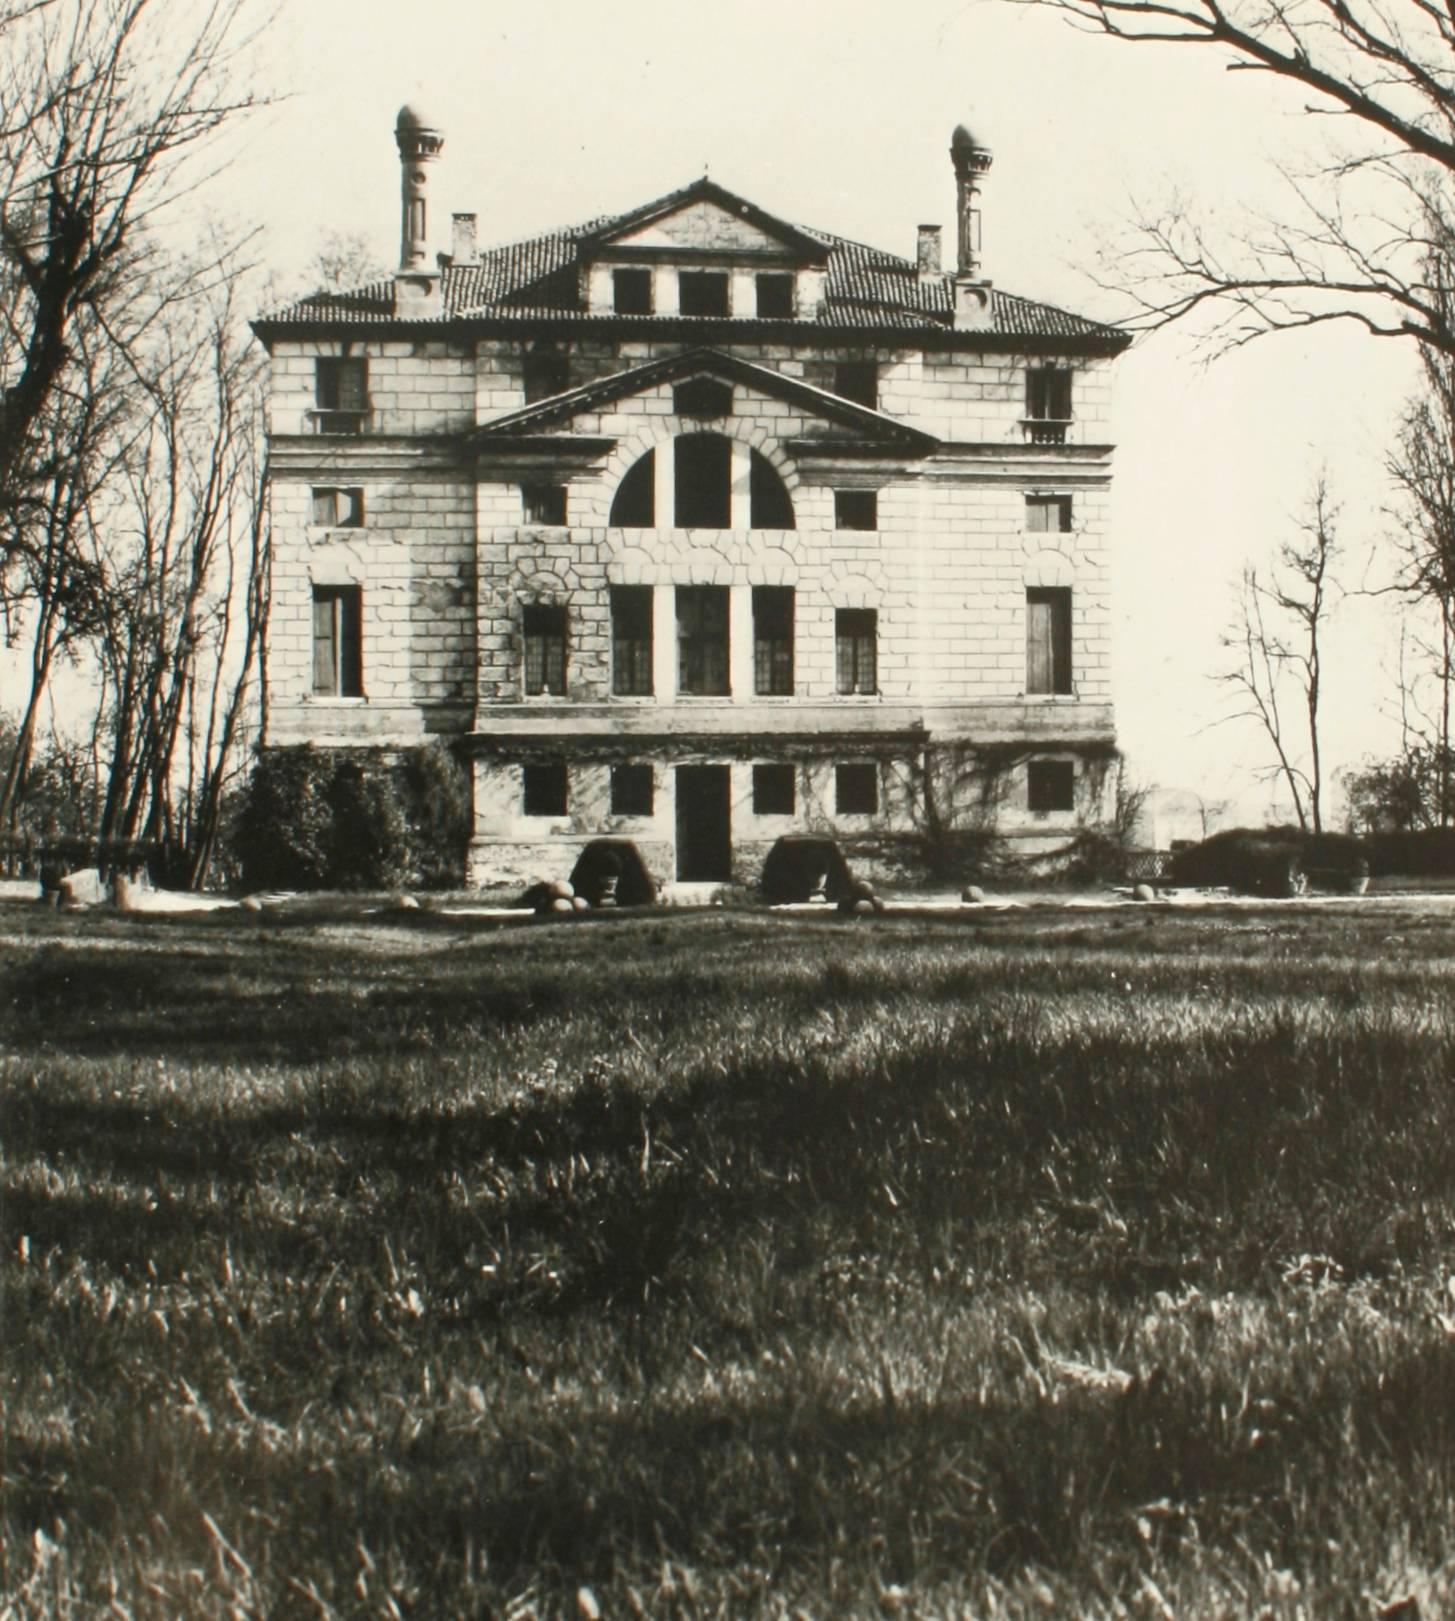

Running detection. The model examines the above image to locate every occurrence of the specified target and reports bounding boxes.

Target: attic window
[833,360,878,410]
[522,483,568,525]
[756,274,794,318]
[614,268,653,315]
[679,271,729,316]
[523,344,570,403]
[674,377,733,418]
[835,490,877,531]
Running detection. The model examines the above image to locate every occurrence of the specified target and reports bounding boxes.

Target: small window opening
[523,603,568,696]
[674,376,734,418]
[613,268,653,315]
[611,764,654,816]
[678,271,729,316]
[611,586,653,696]
[836,762,878,816]
[833,360,877,410]
[753,763,795,816]
[312,585,363,697]
[834,490,878,531]
[523,343,570,403]
[753,586,795,696]
[1028,759,1076,813]
[523,761,568,817]
[522,483,568,525]
[610,450,655,527]
[835,608,878,696]
[1025,367,1073,443]
[756,273,794,318]
[1026,496,1072,534]
[311,487,364,528]
[314,357,367,431]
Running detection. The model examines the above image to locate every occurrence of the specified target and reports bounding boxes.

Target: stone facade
[252,112,1130,890]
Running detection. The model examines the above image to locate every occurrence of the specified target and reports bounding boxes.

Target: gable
[606,200,794,257]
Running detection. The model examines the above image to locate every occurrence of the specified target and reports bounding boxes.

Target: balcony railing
[306,408,371,436]
[1021,417,1072,446]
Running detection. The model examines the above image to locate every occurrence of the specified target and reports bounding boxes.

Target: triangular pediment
[470,348,938,453]
[587,179,827,264]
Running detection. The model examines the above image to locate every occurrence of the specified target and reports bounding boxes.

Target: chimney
[917,224,942,283]
[949,121,994,331]
[394,102,445,316]
[452,212,479,267]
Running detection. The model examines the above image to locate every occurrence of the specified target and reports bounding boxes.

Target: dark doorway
[675,765,731,881]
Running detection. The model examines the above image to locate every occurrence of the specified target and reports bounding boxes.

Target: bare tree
[1007,0,1455,354]
[1219,478,1340,830]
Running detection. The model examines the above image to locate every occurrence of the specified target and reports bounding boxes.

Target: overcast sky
[221,0,1421,821]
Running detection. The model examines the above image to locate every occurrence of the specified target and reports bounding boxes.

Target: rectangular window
[752,763,795,816]
[523,603,568,696]
[678,271,729,316]
[833,360,877,410]
[610,763,654,816]
[836,762,878,816]
[311,585,362,697]
[835,608,878,696]
[753,586,795,696]
[1028,759,1076,813]
[1025,495,1072,533]
[523,345,570,403]
[677,585,730,696]
[834,490,878,531]
[755,273,794,318]
[1025,367,1073,443]
[522,483,568,525]
[523,761,568,816]
[611,586,653,696]
[1026,587,1073,695]
[311,486,364,527]
[613,268,653,314]
[674,434,732,528]
[314,357,367,432]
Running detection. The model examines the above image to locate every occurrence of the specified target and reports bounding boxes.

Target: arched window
[606,435,795,530]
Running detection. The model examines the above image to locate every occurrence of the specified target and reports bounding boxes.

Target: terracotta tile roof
[257,181,1124,346]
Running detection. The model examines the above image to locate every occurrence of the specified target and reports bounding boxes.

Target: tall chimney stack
[394,103,445,315]
[452,212,479,267]
[917,224,942,283]
[949,121,993,331]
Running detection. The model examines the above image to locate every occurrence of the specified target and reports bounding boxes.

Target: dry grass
[3,899,1455,1617]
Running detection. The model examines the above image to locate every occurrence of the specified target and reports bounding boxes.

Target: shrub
[1363,827,1455,878]
[399,740,471,888]
[326,760,409,890]
[233,749,334,890]
[1168,827,1369,895]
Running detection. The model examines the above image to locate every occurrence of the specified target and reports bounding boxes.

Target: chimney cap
[951,120,989,156]
[396,102,442,135]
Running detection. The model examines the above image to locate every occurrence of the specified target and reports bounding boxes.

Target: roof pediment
[586,179,827,264]
[470,347,939,453]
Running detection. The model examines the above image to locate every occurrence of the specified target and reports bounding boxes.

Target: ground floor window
[1027,758,1075,813]
[836,762,878,815]
[677,585,730,695]
[610,763,654,816]
[312,585,362,696]
[752,763,795,815]
[523,761,568,816]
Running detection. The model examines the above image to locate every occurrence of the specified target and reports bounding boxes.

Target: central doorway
[675,765,732,881]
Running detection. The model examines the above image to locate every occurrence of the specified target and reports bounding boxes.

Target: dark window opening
[1026,587,1073,695]
[834,490,877,531]
[677,585,730,696]
[674,434,732,528]
[523,344,570,403]
[1026,496,1072,534]
[833,360,878,410]
[613,268,653,315]
[610,763,654,816]
[1025,367,1073,443]
[523,761,568,816]
[311,486,364,527]
[836,762,878,816]
[523,603,568,696]
[674,376,734,418]
[756,273,794,318]
[836,608,878,696]
[678,271,729,316]
[522,483,568,525]
[610,451,655,527]
[753,586,795,696]
[611,586,653,696]
[749,450,795,529]
[1028,759,1076,813]
[314,357,367,431]
[312,585,362,697]
[753,763,795,816]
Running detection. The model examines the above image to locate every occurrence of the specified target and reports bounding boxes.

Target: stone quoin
[250,110,1131,890]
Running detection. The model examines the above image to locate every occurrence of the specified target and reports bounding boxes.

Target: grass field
[4,897,1455,1618]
